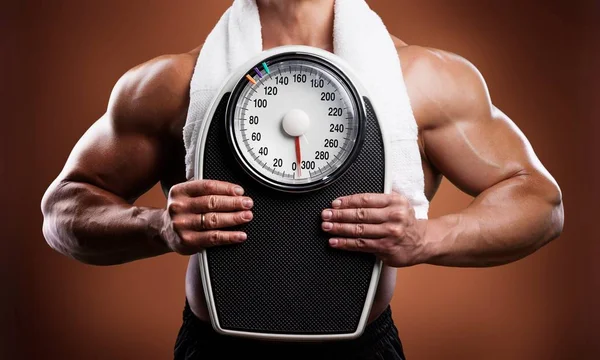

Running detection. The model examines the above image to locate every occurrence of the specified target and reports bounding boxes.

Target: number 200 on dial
[227,55,363,191]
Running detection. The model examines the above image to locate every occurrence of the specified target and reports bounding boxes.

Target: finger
[178,179,245,197]
[321,207,388,224]
[174,210,253,231]
[176,230,247,252]
[328,237,383,253]
[321,221,392,238]
[202,211,253,230]
[188,195,253,213]
[331,193,392,209]
[196,230,248,248]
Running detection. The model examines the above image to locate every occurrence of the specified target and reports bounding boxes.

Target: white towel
[183,0,429,219]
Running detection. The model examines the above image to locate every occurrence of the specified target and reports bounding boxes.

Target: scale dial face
[227,53,365,192]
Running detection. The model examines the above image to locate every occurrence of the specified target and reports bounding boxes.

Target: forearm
[421,174,564,267]
[41,180,171,265]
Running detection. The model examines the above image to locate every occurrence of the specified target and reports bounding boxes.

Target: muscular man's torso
[156,37,442,324]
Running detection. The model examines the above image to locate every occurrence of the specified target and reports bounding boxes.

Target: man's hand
[321,192,428,267]
[162,179,254,255]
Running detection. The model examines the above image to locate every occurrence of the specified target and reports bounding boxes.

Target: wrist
[416,216,454,265]
[144,207,175,254]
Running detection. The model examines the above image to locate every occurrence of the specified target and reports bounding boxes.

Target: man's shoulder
[395,43,478,83]
[107,48,201,135]
[392,39,491,130]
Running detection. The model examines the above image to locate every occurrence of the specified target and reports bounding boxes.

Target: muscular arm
[405,47,564,267]
[41,55,189,265]
[42,52,252,266]
[322,46,563,267]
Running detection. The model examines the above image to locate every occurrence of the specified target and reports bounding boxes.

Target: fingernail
[322,210,332,220]
[242,211,253,220]
[322,222,333,230]
[234,187,244,195]
[243,199,253,208]
[329,238,338,246]
[238,233,247,241]
[332,199,341,208]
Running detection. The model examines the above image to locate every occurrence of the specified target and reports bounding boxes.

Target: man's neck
[257,0,335,51]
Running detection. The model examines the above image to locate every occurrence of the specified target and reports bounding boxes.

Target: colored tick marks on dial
[245,74,257,84]
[254,67,263,78]
[262,62,270,74]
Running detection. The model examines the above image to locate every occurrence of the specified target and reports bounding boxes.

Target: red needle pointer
[282,109,309,177]
[295,136,302,177]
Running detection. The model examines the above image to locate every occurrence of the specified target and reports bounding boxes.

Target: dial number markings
[232,59,360,186]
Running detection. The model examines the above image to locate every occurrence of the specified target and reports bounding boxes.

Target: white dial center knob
[282,109,310,137]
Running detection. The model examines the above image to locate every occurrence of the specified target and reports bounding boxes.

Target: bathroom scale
[193,45,391,341]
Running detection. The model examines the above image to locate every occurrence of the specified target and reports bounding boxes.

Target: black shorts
[174,300,406,360]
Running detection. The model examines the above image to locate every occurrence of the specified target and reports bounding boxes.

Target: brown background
[2,0,599,359]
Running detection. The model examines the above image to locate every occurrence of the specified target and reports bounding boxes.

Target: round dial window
[227,53,365,192]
